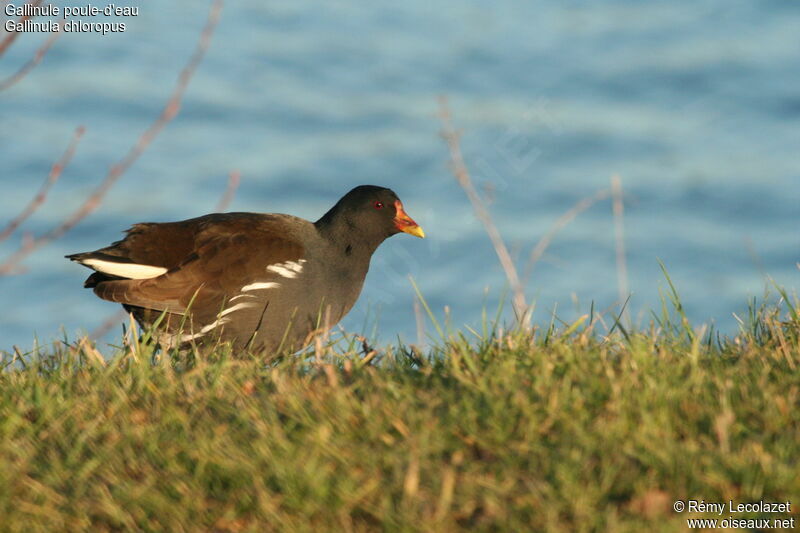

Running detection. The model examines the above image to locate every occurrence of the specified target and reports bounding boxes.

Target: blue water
[2,1,798,352]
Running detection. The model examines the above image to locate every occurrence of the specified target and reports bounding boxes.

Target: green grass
[1,293,799,532]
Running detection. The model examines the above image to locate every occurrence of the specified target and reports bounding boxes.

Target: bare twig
[0,126,85,244]
[0,0,224,275]
[214,170,240,212]
[524,188,611,283]
[611,174,630,324]
[0,0,43,57]
[89,309,128,340]
[0,23,61,92]
[438,97,529,327]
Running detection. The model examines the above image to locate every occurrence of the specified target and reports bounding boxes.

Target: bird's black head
[315,185,425,249]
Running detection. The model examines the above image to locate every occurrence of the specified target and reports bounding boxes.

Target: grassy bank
[1,295,799,532]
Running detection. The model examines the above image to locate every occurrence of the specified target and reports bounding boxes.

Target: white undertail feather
[82,258,167,279]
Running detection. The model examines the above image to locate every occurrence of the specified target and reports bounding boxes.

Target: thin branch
[89,310,128,340]
[0,0,42,57]
[0,0,224,276]
[524,188,611,283]
[0,23,61,92]
[0,126,85,244]
[437,97,529,327]
[214,170,240,212]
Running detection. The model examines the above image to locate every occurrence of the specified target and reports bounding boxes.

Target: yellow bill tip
[402,224,425,239]
[393,200,425,239]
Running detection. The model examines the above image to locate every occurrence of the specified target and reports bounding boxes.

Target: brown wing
[91,219,305,323]
[69,213,269,270]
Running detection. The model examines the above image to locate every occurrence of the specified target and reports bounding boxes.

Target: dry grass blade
[0,126,85,244]
[611,174,630,324]
[0,0,43,57]
[524,188,611,283]
[438,97,529,327]
[0,22,62,92]
[413,296,425,347]
[0,0,224,275]
[78,337,106,367]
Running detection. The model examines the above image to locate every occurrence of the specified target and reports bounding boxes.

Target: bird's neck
[315,212,385,260]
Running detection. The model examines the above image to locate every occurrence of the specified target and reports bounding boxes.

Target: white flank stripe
[83,259,167,279]
[168,317,232,344]
[266,259,306,279]
[229,294,257,302]
[200,317,230,334]
[219,302,258,317]
[176,328,210,343]
[242,281,281,291]
[267,265,296,278]
[288,259,307,271]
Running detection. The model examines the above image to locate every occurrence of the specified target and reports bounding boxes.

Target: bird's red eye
[374,201,384,209]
